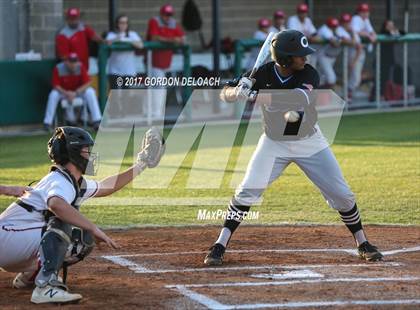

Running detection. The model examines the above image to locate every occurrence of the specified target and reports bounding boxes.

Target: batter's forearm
[95,164,146,197]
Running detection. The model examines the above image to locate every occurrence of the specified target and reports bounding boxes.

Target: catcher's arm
[94,127,165,197]
[48,196,118,248]
[0,184,31,197]
[94,164,145,197]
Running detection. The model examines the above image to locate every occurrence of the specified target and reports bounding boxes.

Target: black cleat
[204,243,225,266]
[358,241,383,261]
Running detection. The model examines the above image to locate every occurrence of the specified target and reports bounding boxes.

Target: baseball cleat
[31,285,82,304]
[204,243,226,266]
[358,241,383,261]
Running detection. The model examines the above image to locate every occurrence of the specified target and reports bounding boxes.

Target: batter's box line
[101,258,402,274]
[105,245,420,258]
[101,245,419,274]
[166,277,420,309]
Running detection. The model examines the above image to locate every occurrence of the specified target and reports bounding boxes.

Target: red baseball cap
[340,13,352,23]
[67,52,79,61]
[326,17,339,28]
[273,10,285,19]
[258,18,271,28]
[66,8,80,18]
[357,3,370,12]
[160,4,174,16]
[297,3,309,13]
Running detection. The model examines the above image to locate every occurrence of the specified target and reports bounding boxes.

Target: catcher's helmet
[48,126,97,175]
[270,30,315,67]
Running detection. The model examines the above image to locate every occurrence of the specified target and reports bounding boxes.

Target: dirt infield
[1,225,419,309]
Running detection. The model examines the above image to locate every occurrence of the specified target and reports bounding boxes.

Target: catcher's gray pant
[0,203,44,272]
[234,133,355,212]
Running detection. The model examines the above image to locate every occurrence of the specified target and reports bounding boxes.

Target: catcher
[0,126,165,304]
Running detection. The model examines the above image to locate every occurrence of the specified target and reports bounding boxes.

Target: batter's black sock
[339,203,367,246]
[215,199,251,247]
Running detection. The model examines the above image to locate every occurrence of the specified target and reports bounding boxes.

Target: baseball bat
[249,31,276,78]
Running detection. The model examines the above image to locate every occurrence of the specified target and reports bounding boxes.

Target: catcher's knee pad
[64,228,95,266]
[35,217,72,288]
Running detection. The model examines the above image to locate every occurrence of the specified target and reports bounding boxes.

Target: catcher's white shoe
[31,285,82,304]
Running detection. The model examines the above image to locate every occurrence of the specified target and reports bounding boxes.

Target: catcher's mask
[270,30,315,68]
[48,126,98,175]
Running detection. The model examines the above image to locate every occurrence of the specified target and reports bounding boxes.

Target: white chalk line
[382,246,420,256]
[102,255,151,273]
[166,276,420,289]
[172,285,229,309]
[110,248,357,257]
[169,284,420,310]
[101,260,402,274]
[232,300,420,309]
[106,245,420,258]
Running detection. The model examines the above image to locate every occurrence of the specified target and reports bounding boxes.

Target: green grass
[1,110,419,227]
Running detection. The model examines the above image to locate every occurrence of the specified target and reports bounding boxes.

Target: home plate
[251,269,324,280]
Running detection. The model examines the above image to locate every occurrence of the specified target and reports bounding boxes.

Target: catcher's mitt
[137,127,165,168]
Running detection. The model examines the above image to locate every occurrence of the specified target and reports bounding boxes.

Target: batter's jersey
[229,62,320,141]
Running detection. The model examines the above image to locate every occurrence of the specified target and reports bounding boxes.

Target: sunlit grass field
[1,110,419,227]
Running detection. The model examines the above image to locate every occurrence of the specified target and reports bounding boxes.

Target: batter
[204,30,383,266]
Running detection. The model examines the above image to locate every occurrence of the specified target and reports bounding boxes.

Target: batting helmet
[273,10,286,19]
[258,18,271,28]
[326,17,339,28]
[160,4,174,16]
[340,13,352,24]
[66,8,80,19]
[357,3,370,13]
[297,3,309,14]
[270,30,315,67]
[48,127,97,175]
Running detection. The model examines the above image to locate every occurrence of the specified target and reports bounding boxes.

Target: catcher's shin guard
[63,228,95,283]
[35,217,72,288]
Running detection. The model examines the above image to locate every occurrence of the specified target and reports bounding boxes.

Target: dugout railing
[97,41,192,124]
[233,33,420,118]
